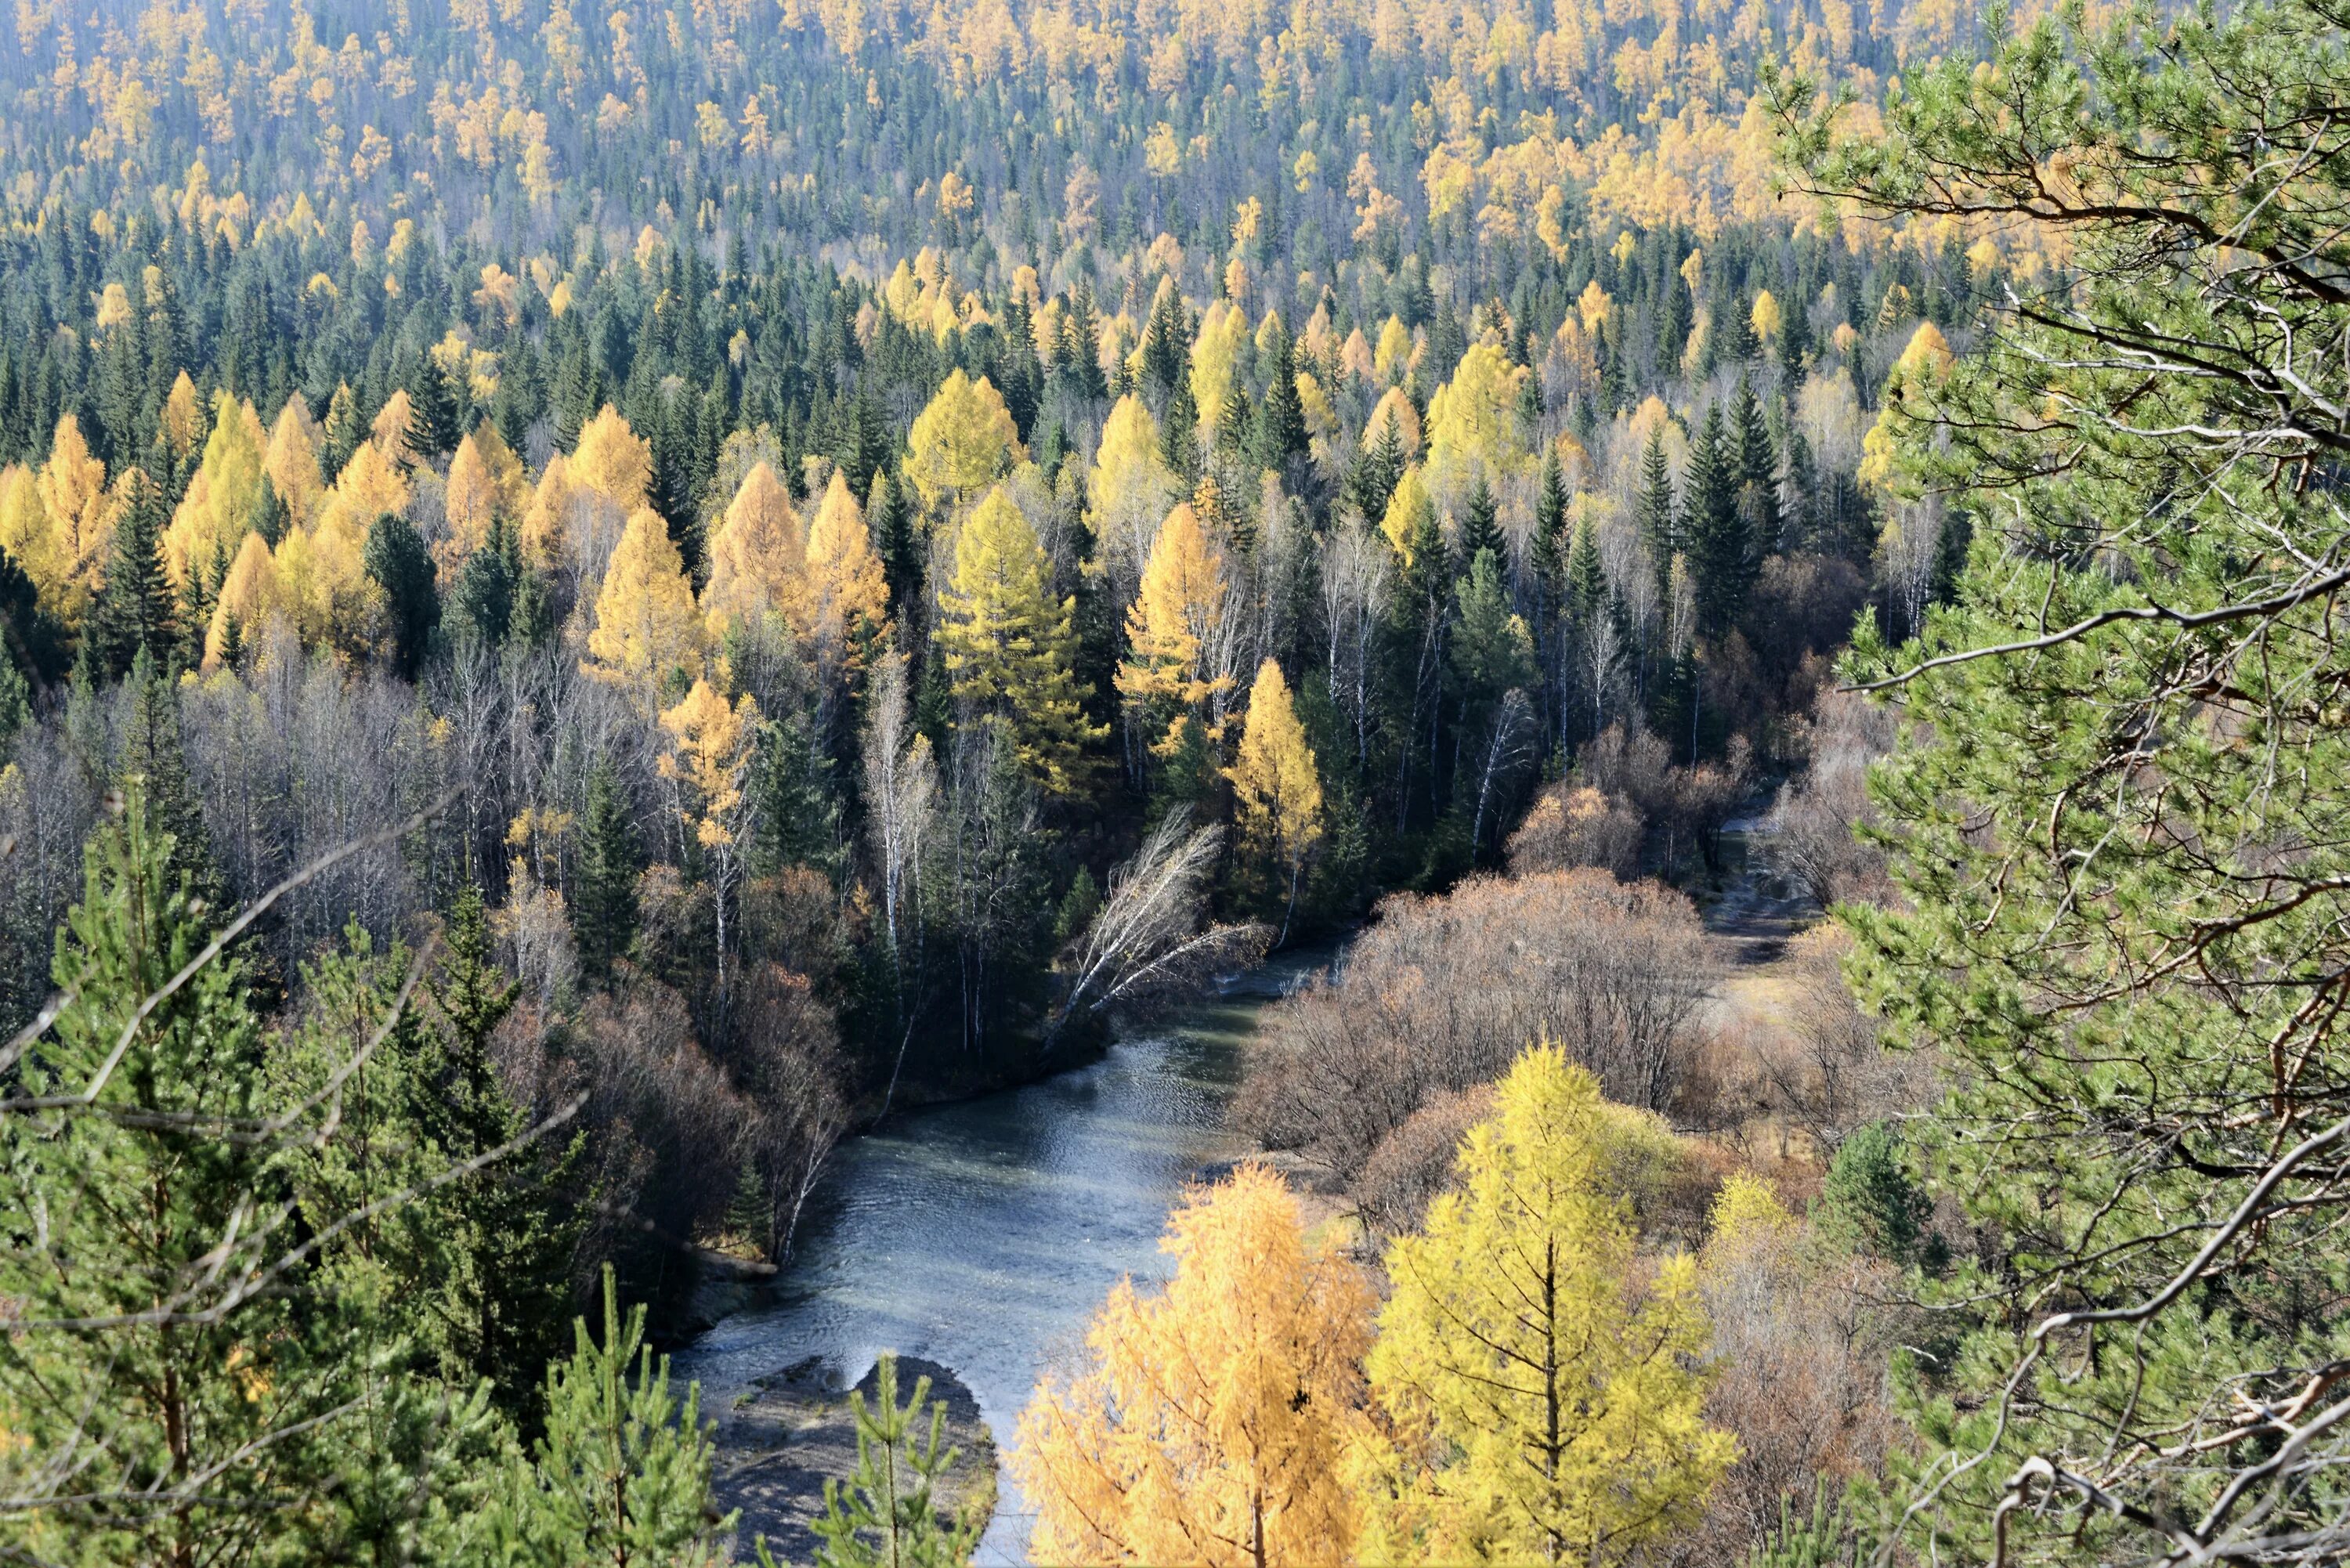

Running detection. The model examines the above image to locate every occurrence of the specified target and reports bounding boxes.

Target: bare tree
[1053,807,1267,1032]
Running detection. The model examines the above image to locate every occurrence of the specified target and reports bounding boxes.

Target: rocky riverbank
[707,1353,996,1563]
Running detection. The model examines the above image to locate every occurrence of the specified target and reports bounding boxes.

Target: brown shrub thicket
[1506,783,1644,879]
[1749,924,1934,1156]
[1767,685,1900,907]
[1235,869,1717,1211]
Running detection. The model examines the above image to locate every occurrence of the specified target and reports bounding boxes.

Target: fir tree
[1253,329,1308,471]
[1731,374,1782,558]
[406,356,461,458]
[1683,406,1752,640]
[1636,428,1679,590]
[1458,473,1504,568]
[1353,412,1406,524]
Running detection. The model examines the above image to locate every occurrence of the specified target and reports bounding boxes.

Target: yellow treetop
[701,460,806,638]
[905,368,1021,515]
[1226,659,1322,914]
[1364,1045,1737,1566]
[1380,463,1435,563]
[1751,289,1784,342]
[587,505,703,705]
[0,464,54,608]
[1116,502,1232,717]
[159,370,206,463]
[164,392,266,589]
[658,676,761,854]
[519,451,578,570]
[204,530,280,667]
[369,388,419,467]
[570,405,654,514]
[1086,393,1179,595]
[1425,341,1531,483]
[803,471,890,663]
[439,423,525,578]
[938,486,1101,795]
[315,440,410,548]
[1373,315,1415,385]
[33,415,117,620]
[1363,384,1423,460]
[1014,1164,1372,1567]
[1189,299,1252,433]
[264,396,325,526]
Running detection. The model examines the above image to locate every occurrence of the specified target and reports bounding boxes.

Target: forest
[3,0,2346,1563]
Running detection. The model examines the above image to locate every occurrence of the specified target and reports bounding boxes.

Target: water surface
[673,953,1321,1564]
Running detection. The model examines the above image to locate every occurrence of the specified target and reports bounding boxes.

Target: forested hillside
[9,0,2330,1561]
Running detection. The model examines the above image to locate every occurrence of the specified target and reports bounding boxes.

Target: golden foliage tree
[1364,1046,1735,1566]
[1086,392,1180,598]
[33,414,117,620]
[588,506,703,705]
[1379,464,1435,564]
[164,393,266,589]
[937,486,1101,795]
[0,464,55,607]
[1014,1164,1372,1568]
[905,368,1020,515]
[1116,502,1232,723]
[700,460,805,638]
[204,530,280,667]
[263,396,324,527]
[659,676,761,989]
[802,471,890,674]
[1226,658,1322,934]
[441,423,526,577]
[1425,341,1531,486]
[569,405,655,514]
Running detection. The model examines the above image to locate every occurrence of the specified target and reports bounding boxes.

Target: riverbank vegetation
[6,0,2348,1559]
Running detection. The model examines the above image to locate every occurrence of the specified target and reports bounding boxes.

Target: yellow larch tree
[264,396,325,527]
[658,676,761,992]
[518,451,579,570]
[1085,392,1180,601]
[1373,315,1415,385]
[1225,658,1322,935]
[1363,385,1424,461]
[440,428,506,577]
[1425,341,1531,489]
[164,392,266,590]
[0,464,56,607]
[1363,1045,1736,1567]
[369,388,419,468]
[700,460,805,639]
[937,486,1101,796]
[33,415,117,620]
[801,470,890,678]
[1116,502,1233,727]
[1379,463,1436,564]
[204,530,280,667]
[905,368,1020,515]
[569,404,655,514]
[158,370,206,466]
[588,505,703,706]
[1014,1164,1372,1568]
[1189,298,1253,435]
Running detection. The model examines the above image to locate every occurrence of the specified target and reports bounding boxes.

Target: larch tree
[569,404,656,515]
[1116,501,1233,735]
[937,486,1101,797]
[1226,658,1323,939]
[802,469,891,685]
[700,459,806,639]
[34,414,116,621]
[162,392,265,591]
[264,394,326,528]
[1425,341,1531,490]
[905,368,1021,517]
[1086,392,1180,603]
[1014,1164,1372,1568]
[588,505,703,707]
[204,528,279,667]
[659,677,762,992]
[1365,1046,1734,1566]
[1379,464,1436,565]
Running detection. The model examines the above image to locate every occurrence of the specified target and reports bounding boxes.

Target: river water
[670,951,1325,1565]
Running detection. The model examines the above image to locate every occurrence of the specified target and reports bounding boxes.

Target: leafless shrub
[1354,1085,1495,1238]
[723,961,849,1261]
[1235,869,1717,1198]
[1766,685,1900,907]
[1749,923,1934,1155]
[1507,783,1643,879]
[1580,722,1752,873]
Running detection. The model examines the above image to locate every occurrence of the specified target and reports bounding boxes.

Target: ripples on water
[671,952,1325,1565]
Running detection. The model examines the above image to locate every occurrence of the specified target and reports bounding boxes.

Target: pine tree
[86,467,175,680]
[491,1266,731,1566]
[1565,515,1608,627]
[573,758,641,984]
[1532,447,1570,584]
[766,1355,979,1568]
[406,356,461,459]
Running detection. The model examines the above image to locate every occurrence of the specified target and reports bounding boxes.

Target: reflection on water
[671,953,1322,1566]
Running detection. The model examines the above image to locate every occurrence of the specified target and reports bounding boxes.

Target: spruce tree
[573,758,641,985]
[86,466,175,681]
[406,355,461,458]
[1254,330,1309,471]
[365,512,439,681]
[1458,473,1504,568]
[1636,428,1679,588]
[1683,406,1752,640]
[425,884,588,1427]
[1730,374,1782,558]
[1352,413,1405,523]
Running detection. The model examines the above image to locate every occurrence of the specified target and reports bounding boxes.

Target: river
[670,949,1326,1565]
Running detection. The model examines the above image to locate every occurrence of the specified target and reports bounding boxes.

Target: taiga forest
[0,0,2345,1563]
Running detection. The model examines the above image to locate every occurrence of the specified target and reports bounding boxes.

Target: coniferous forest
[2,0,2347,1563]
